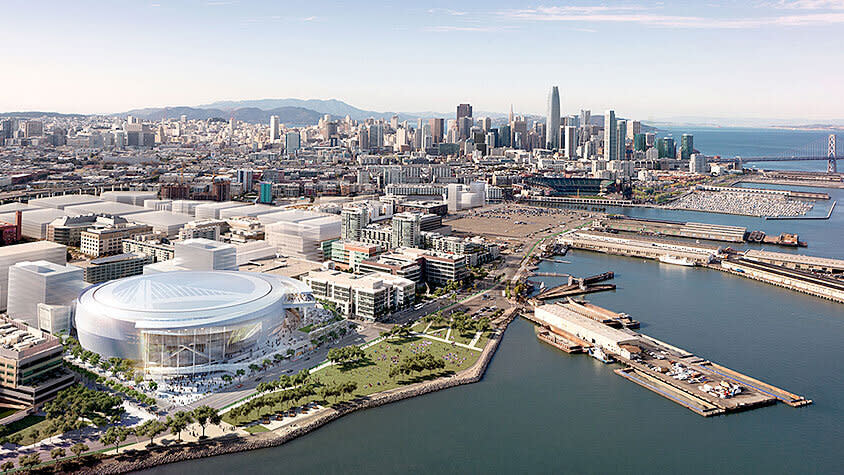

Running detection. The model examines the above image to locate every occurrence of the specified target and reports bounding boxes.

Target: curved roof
[76,270,313,330]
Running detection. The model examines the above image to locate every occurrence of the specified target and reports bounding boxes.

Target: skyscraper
[269,115,280,142]
[546,86,560,150]
[626,120,640,140]
[603,110,616,161]
[580,109,591,128]
[457,103,472,120]
[429,118,444,144]
[564,126,578,159]
[681,134,694,159]
[616,121,627,160]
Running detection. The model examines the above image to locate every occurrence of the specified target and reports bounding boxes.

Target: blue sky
[1,0,842,122]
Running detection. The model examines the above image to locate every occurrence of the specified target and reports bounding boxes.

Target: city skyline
[1,1,843,122]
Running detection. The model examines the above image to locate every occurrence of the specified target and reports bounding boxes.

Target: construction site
[526,301,811,417]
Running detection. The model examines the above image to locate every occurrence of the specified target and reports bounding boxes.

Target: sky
[1,0,843,123]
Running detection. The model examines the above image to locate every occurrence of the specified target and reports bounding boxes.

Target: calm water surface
[141,137,844,475]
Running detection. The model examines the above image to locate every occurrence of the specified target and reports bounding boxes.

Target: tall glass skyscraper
[603,110,616,160]
[546,86,560,150]
[681,134,694,159]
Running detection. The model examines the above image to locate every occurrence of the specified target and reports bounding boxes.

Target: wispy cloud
[500,5,844,28]
[205,0,238,6]
[424,25,513,32]
[772,0,844,9]
[427,8,468,16]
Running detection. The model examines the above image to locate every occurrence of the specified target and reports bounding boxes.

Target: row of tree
[388,353,446,380]
[100,405,221,454]
[326,345,366,368]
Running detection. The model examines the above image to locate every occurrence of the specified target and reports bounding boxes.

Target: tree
[143,420,167,446]
[70,442,88,459]
[51,447,66,461]
[191,405,218,438]
[0,461,13,473]
[101,426,127,454]
[148,381,158,392]
[236,369,246,381]
[18,453,40,471]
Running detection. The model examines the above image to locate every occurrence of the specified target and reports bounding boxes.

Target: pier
[530,302,811,417]
[558,231,717,265]
[534,272,617,300]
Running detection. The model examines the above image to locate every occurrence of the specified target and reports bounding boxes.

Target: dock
[534,272,617,300]
[529,302,811,417]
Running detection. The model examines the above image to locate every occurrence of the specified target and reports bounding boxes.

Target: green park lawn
[3,414,52,446]
[243,425,270,434]
[224,336,480,426]
[0,408,18,419]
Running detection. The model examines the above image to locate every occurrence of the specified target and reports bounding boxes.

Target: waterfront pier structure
[530,302,811,417]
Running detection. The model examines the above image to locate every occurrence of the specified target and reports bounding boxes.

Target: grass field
[243,425,270,434]
[224,336,481,426]
[3,415,51,445]
[0,408,18,419]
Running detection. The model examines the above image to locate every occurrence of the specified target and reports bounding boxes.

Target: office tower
[617,121,627,160]
[509,104,514,124]
[681,134,694,160]
[285,131,301,155]
[603,110,617,160]
[457,103,473,120]
[497,125,511,147]
[429,118,444,144]
[658,137,676,158]
[457,117,473,141]
[645,132,656,147]
[546,86,560,149]
[580,109,591,128]
[564,126,578,159]
[269,115,280,141]
[479,117,492,133]
[626,120,640,140]
[212,178,231,201]
[391,213,421,249]
[390,115,399,129]
[229,117,236,132]
[634,133,646,152]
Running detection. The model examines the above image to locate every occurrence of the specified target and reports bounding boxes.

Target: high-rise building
[457,103,473,120]
[457,116,473,141]
[580,110,591,128]
[7,261,86,329]
[681,134,694,160]
[429,118,444,144]
[626,120,640,140]
[603,110,617,161]
[634,133,647,152]
[564,126,578,158]
[658,137,676,158]
[616,121,627,160]
[24,120,43,138]
[546,86,561,149]
[341,207,369,241]
[391,212,421,249]
[269,115,280,141]
[285,131,301,155]
[259,182,273,204]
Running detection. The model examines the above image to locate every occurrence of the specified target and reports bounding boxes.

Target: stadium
[74,270,315,374]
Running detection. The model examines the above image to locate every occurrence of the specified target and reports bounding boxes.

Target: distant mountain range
[122,105,323,126]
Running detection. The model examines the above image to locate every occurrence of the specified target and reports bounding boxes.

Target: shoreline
[80,311,518,475]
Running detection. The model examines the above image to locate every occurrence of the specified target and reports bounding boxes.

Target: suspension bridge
[716,134,839,173]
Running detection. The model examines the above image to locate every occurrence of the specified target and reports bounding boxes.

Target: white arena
[75,271,315,374]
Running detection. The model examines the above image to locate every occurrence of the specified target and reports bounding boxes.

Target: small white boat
[658,255,696,267]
